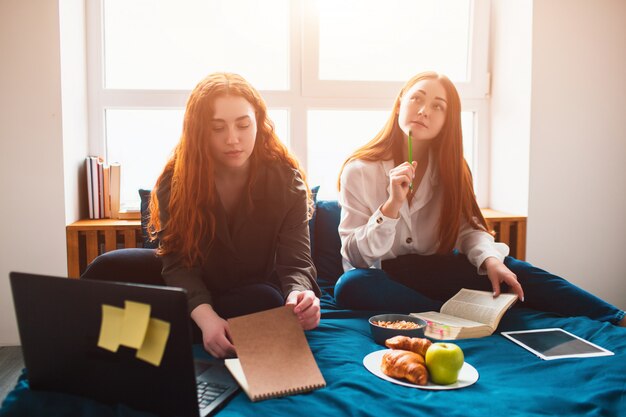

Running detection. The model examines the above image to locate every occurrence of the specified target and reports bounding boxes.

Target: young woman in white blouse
[335,71,625,326]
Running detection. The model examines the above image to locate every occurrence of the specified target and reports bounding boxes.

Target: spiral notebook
[224,306,326,401]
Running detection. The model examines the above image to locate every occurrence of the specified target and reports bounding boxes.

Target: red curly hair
[338,71,489,254]
[148,73,310,267]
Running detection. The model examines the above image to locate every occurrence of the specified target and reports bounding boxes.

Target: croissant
[385,335,432,357]
[381,350,429,385]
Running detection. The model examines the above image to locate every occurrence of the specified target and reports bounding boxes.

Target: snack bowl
[369,314,427,345]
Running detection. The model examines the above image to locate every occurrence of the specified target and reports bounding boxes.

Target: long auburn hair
[148,72,311,267]
[338,71,489,253]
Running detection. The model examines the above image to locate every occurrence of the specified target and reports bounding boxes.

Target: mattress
[2,294,625,417]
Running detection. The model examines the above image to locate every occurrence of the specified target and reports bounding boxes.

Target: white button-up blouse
[338,155,508,274]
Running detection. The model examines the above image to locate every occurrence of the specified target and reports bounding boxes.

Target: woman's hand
[381,161,417,218]
[285,290,321,330]
[482,257,525,301]
[190,304,236,358]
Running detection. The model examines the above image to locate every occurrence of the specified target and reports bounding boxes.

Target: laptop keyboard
[197,381,229,409]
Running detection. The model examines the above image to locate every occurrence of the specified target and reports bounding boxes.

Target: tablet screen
[501,328,613,360]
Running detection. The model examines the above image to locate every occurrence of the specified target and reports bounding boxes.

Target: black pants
[334,252,624,324]
[81,248,285,340]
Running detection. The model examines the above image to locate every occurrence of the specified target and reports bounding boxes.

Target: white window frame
[86,0,491,208]
[301,0,491,99]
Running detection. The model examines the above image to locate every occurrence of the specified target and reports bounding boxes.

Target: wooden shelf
[66,209,526,279]
[481,208,527,261]
[66,219,142,278]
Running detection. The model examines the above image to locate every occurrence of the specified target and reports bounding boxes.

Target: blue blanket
[2,294,625,417]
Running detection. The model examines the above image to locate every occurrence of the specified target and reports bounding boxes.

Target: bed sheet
[2,297,625,417]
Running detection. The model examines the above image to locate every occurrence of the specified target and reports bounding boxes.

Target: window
[105,108,289,208]
[103,0,290,90]
[317,1,471,82]
[88,0,491,209]
[307,110,389,200]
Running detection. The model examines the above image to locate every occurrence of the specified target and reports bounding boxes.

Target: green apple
[425,342,464,385]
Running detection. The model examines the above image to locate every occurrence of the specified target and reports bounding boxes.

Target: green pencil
[408,130,413,190]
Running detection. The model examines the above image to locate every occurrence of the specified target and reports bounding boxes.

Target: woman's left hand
[285,290,321,330]
[483,257,525,302]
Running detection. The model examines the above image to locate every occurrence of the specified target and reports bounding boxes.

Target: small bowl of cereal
[368,314,427,345]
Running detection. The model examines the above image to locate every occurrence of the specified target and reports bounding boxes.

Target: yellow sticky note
[97,305,124,352]
[119,301,151,349]
[136,318,170,367]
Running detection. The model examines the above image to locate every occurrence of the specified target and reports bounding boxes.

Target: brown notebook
[224,306,326,401]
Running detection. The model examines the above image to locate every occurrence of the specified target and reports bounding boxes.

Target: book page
[411,311,484,328]
[411,312,483,339]
[440,289,517,329]
[227,306,326,401]
[224,359,249,394]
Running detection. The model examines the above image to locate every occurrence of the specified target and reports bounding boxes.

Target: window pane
[268,109,290,148]
[307,110,389,200]
[106,108,289,209]
[103,0,290,90]
[106,109,184,210]
[316,0,471,82]
[307,110,476,201]
[461,111,475,176]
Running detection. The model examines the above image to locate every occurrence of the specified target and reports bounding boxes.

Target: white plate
[363,349,479,390]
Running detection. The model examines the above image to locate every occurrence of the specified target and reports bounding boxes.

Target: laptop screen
[10,272,203,417]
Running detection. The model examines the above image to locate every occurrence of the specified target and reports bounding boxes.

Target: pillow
[308,185,320,259]
[312,199,343,287]
[138,189,158,249]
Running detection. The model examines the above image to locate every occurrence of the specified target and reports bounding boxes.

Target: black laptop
[9,271,239,417]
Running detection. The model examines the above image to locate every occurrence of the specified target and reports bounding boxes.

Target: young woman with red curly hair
[147,73,321,357]
[334,71,625,327]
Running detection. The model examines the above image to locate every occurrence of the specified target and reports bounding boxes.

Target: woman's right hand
[381,161,417,218]
[190,304,236,358]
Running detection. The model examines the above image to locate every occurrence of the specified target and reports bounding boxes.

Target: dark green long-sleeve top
[156,163,320,313]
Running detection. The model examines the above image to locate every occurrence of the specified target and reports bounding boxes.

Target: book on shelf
[85,158,94,219]
[109,162,121,219]
[117,209,141,220]
[89,156,101,219]
[97,158,104,217]
[102,165,111,218]
[224,306,326,402]
[85,157,120,219]
[410,288,518,340]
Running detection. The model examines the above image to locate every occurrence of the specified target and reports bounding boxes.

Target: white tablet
[501,328,614,360]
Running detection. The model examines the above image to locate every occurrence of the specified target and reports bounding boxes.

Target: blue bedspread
[2,294,625,417]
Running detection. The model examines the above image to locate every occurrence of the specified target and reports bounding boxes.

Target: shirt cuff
[282,282,320,300]
[368,207,399,229]
[186,291,213,315]
[472,242,509,275]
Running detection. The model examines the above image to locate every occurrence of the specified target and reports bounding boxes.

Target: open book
[410,289,518,340]
[224,306,326,402]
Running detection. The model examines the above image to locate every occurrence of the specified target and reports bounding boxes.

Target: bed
[2,199,624,417]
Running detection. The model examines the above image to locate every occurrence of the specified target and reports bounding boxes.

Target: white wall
[489,0,532,216]
[527,0,626,310]
[60,0,89,223]
[0,0,69,345]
